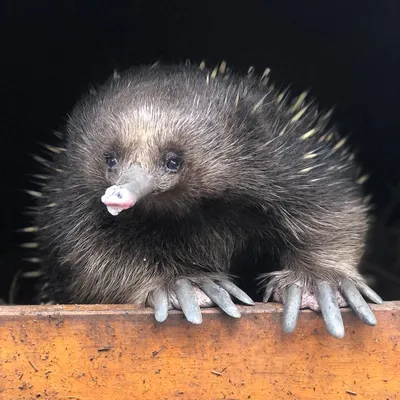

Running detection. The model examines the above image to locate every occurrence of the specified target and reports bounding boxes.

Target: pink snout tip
[101,185,136,216]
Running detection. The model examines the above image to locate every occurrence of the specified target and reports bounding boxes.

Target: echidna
[21,62,383,338]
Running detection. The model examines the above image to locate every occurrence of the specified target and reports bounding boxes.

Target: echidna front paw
[262,273,383,338]
[147,277,254,324]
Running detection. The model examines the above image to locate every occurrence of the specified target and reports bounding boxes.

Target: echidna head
[66,68,247,216]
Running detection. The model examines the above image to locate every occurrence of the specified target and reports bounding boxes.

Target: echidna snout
[101,164,155,216]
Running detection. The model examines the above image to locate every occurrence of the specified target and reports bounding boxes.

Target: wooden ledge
[0,302,399,399]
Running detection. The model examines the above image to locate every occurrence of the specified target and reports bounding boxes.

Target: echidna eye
[104,154,118,170]
[165,153,182,173]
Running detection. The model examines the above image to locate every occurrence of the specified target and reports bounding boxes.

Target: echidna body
[26,63,382,338]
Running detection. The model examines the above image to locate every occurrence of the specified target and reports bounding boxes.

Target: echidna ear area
[15,60,374,305]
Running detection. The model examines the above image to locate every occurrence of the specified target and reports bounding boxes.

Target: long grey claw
[282,284,302,334]
[153,287,169,323]
[174,278,202,324]
[340,279,377,326]
[200,279,241,318]
[357,283,383,304]
[316,282,345,339]
[217,280,255,305]
[263,277,277,302]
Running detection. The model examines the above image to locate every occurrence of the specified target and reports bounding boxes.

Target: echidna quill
[21,62,383,338]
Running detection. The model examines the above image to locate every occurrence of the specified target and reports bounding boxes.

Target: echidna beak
[101,165,155,216]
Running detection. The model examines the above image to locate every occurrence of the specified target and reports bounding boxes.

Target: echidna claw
[152,287,169,323]
[217,279,254,306]
[200,278,241,318]
[263,274,382,339]
[262,276,278,303]
[316,282,345,338]
[149,277,254,324]
[282,284,303,334]
[340,278,377,325]
[357,282,383,304]
[174,278,202,324]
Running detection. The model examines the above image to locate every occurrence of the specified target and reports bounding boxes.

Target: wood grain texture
[0,302,399,400]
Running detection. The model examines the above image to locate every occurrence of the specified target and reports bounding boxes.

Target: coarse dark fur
[29,63,369,309]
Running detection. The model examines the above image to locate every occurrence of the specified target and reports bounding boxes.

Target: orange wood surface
[0,302,399,400]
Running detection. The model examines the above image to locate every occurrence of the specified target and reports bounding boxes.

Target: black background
[1,0,400,302]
